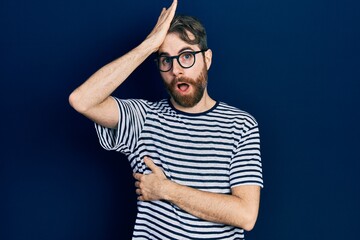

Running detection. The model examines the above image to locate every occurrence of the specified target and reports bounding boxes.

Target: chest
[134,114,240,191]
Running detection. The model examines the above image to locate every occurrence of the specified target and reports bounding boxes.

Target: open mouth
[177,83,190,92]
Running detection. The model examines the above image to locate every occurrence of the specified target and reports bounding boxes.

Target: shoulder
[111,97,169,112]
[215,102,258,127]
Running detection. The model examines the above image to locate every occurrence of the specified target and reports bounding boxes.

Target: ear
[204,49,212,70]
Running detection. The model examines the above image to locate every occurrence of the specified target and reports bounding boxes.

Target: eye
[182,52,193,60]
[160,57,171,65]
[180,52,194,62]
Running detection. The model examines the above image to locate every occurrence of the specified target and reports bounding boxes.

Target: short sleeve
[229,119,263,188]
[94,98,148,155]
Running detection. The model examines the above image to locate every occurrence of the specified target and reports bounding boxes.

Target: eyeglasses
[155,50,207,72]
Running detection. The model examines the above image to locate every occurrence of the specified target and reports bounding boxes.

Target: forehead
[158,32,200,55]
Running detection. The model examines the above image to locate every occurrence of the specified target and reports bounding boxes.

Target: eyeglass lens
[158,52,196,72]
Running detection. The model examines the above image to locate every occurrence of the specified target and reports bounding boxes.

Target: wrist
[161,179,175,201]
[139,37,160,55]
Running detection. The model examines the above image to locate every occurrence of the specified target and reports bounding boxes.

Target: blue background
[1,0,359,239]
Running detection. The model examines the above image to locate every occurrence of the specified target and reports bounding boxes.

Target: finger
[160,0,177,23]
[136,188,142,195]
[144,156,159,173]
[133,173,142,180]
[169,0,178,10]
[157,8,171,26]
[167,0,178,17]
[134,181,140,188]
[162,0,177,15]
[157,7,166,21]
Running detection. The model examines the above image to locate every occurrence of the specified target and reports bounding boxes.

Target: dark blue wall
[1,0,359,239]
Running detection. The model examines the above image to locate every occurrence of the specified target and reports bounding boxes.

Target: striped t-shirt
[95,98,263,240]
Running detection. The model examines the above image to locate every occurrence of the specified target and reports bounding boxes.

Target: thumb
[144,157,160,173]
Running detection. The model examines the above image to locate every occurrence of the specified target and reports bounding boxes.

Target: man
[69,0,263,239]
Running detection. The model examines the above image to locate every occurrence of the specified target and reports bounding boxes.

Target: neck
[170,90,216,114]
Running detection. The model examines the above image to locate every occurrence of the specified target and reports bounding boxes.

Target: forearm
[135,157,260,230]
[69,40,154,113]
[69,0,177,127]
[162,180,258,231]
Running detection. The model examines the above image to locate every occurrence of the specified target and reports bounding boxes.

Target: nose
[171,59,183,76]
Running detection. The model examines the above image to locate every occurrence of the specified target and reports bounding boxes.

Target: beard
[164,66,208,108]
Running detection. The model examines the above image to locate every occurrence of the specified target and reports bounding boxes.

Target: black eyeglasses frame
[155,49,208,72]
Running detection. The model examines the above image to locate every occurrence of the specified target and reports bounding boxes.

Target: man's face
[158,33,211,108]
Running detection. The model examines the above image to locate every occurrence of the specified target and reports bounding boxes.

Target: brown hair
[168,15,208,51]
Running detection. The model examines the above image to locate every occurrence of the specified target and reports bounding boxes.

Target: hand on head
[145,0,178,53]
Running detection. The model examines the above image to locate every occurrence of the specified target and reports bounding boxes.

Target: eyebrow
[158,47,196,57]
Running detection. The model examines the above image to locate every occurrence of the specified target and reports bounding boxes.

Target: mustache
[174,76,195,84]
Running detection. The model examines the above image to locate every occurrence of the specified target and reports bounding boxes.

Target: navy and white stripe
[95,98,263,240]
